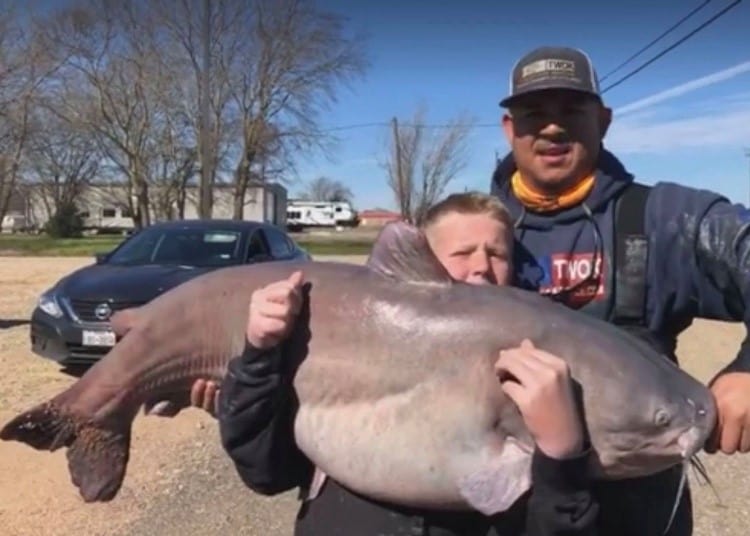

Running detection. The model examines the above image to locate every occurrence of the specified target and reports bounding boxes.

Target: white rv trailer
[286,200,358,230]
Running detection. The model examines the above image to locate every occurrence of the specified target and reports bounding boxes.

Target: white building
[5,181,287,233]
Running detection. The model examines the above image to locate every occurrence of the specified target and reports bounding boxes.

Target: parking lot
[0,255,748,535]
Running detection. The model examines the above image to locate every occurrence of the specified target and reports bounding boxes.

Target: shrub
[44,203,84,238]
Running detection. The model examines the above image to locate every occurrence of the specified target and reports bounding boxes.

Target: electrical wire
[320,1,744,130]
[601,0,743,94]
[600,0,715,82]
[322,121,497,132]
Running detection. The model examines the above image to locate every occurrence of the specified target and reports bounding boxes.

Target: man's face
[425,212,512,286]
[501,89,611,192]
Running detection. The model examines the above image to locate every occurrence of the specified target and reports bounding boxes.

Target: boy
[195,192,597,535]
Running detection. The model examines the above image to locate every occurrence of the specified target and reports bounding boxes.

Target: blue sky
[293,0,750,210]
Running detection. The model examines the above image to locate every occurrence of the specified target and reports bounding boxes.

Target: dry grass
[0,256,746,535]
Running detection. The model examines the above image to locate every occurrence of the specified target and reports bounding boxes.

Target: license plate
[82,330,116,347]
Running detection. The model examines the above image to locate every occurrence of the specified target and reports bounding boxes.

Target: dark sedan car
[31,219,311,367]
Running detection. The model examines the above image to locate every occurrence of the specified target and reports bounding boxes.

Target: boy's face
[425,212,513,286]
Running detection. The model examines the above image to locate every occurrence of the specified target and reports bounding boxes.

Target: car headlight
[38,293,64,318]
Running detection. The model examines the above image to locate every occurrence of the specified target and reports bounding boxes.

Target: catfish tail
[0,401,131,502]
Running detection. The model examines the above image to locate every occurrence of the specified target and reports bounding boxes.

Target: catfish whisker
[662,460,688,536]
[689,455,724,508]
[689,455,709,485]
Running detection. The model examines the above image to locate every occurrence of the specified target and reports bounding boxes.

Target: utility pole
[391,116,407,220]
[199,0,213,219]
[392,116,402,183]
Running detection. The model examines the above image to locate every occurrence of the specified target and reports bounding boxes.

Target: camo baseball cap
[499,46,601,107]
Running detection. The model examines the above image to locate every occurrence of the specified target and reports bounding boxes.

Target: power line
[323,122,393,132]
[601,0,743,94]
[321,121,498,132]
[320,1,742,133]
[600,0,715,82]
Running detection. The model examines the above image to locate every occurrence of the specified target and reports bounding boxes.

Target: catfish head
[574,331,717,481]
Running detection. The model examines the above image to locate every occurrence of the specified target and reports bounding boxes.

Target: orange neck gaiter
[511,171,595,213]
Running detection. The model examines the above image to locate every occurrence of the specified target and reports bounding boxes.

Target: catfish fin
[366,221,453,284]
[456,438,533,515]
[110,307,141,337]
[0,401,131,502]
[305,466,328,501]
[143,391,193,417]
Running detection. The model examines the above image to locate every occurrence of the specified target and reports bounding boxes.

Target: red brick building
[358,209,403,227]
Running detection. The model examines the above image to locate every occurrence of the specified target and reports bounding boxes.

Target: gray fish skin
[0,222,716,516]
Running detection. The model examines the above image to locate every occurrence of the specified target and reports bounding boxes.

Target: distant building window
[101,208,116,218]
[121,207,132,218]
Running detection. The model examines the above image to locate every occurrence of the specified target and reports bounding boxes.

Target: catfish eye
[655,409,671,427]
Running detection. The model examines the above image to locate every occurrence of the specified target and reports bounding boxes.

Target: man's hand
[495,339,584,459]
[247,270,305,349]
[190,379,220,417]
[705,372,750,454]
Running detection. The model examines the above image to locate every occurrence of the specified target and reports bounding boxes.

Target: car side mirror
[94,251,109,264]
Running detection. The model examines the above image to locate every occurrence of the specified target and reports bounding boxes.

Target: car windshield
[106,227,244,267]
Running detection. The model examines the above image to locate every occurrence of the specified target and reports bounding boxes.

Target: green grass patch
[0,235,125,257]
[0,234,374,257]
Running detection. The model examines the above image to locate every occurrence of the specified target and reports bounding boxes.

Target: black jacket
[218,340,600,536]
[491,149,750,376]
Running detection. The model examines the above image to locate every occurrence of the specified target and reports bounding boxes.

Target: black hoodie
[490,148,750,376]
[218,341,599,536]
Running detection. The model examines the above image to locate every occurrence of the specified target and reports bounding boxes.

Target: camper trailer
[286,200,358,231]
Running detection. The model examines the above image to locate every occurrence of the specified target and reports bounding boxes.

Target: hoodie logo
[519,252,606,307]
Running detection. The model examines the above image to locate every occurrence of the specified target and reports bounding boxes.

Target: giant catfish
[0,221,716,519]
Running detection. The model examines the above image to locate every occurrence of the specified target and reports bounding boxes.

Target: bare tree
[1,0,368,232]
[298,176,353,202]
[26,108,100,219]
[146,0,239,220]
[214,0,368,219]
[0,5,64,224]
[148,124,197,221]
[41,0,178,229]
[383,107,473,224]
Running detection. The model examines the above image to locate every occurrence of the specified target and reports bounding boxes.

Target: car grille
[65,344,112,363]
[67,299,146,323]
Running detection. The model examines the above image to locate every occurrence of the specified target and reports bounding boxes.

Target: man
[197,192,601,535]
[490,45,750,535]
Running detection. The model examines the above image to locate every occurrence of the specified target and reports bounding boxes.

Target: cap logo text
[521,59,575,79]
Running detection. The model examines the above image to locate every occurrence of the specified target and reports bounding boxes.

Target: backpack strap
[611,182,651,326]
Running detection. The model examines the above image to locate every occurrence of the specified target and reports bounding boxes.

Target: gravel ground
[114,420,300,536]
[0,255,748,535]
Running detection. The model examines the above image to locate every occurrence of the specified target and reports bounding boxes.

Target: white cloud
[614,61,750,117]
[607,97,750,154]
[604,61,750,154]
